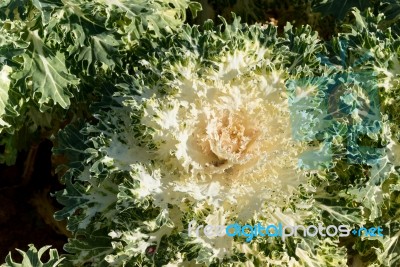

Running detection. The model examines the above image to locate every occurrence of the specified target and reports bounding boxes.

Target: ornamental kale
[1,1,400,267]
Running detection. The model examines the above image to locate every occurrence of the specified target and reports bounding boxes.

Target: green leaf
[63,228,114,267]
[0,65,12,128]
[295,237,348,267]
[53,176,118,232]
[379,0,400,34]
[377,230,400,265]
[77,33,120,73]
[347,185,384,220]
[52,121,90,178]
[381,0,400,22]
[315,201,363,225]
[13,30,79,110]
[2,244,64,267]
[312,0,372,20]
[0,0,28,20]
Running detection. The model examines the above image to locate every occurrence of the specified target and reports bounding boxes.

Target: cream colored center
[196,109,260,171]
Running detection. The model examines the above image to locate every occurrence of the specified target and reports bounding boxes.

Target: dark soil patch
[0,139,68,263]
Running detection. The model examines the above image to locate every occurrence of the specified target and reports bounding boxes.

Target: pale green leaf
[2,244,64,267]
[13,30,80,110]
[0,65,12,128]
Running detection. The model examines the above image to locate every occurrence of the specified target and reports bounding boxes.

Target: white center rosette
[138,42,308,223]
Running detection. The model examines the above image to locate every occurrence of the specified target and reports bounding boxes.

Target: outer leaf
[2,244,64,267]
[379,0,400,33]
[13,30,79,110]
[0,0,199,166]
[53,176,119,232]
[52,121,90,179]
[62,228,114,267]
[312,0,372,20]
[295,237,348,267]
[0,65,12,128]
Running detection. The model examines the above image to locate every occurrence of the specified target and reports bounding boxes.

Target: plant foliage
[1,1,400,267]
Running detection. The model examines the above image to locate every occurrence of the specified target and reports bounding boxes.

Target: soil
[0,139,68,263]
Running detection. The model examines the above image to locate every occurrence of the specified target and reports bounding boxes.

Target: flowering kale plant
[1,0,400,266]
